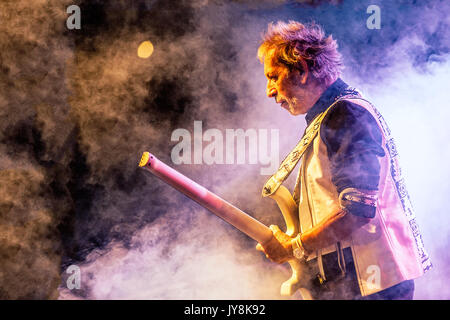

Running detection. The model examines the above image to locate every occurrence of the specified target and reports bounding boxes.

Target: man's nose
[267,87,277,98]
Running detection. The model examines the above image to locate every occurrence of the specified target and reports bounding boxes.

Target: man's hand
[256,225,294,264]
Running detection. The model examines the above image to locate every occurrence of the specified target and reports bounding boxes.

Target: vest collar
[305,78,349,126]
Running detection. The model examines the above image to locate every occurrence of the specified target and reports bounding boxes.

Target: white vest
[293,97,431,296]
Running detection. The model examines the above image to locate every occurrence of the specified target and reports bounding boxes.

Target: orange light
[137,41,154,59]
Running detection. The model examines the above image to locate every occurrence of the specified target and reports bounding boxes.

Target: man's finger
[256,243,263,252]
[269,224,281,235]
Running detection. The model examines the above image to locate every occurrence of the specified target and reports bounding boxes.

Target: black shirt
[305,79,385,218]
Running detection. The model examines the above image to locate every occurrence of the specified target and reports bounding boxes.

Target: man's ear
[298,58,309,85]
[292,47,309,85]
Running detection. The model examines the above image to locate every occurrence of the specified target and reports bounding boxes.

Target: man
[255,21,431,300]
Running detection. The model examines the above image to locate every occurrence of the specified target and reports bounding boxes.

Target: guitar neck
[139,152,273,244]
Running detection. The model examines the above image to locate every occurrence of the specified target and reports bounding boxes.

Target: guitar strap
[262,93,360,198]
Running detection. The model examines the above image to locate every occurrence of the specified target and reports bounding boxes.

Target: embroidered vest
[263,95,431,296]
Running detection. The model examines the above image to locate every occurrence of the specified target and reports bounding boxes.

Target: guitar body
[269,185,314,300]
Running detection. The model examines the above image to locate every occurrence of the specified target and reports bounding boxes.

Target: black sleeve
[320,100,386,218]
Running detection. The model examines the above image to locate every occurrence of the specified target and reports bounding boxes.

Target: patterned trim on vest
[345,97,432,273]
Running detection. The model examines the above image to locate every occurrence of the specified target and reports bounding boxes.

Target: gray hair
[258,21,343,85]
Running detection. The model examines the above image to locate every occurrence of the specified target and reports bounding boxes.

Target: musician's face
[263,51,312,116]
